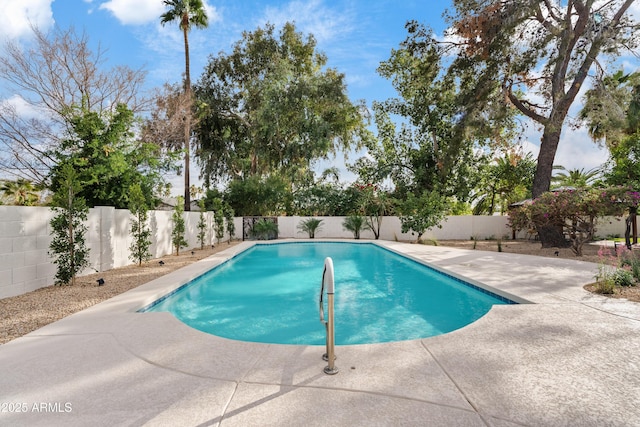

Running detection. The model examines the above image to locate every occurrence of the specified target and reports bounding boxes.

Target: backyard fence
[0,206,627,299]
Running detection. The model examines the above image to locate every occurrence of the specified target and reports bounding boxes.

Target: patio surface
[1,240,639,426]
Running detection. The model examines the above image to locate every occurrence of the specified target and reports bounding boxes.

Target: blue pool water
[142,242,515,345]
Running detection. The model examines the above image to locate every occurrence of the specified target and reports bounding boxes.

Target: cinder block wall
[0,207,56,299]
[277,215,515,241]
[0,206,237,299]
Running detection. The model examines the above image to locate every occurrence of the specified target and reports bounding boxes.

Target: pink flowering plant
[508,187,634,256]
[594,244,639,294]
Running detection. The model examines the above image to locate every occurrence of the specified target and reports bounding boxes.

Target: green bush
[251,218,278,240]
[171,196,188,255]
[508,187,633,255]
[224,203,236,244]
[297,218,323,238]
[632,258,640,283]
[129,183,152,265]
[613,269,635,287]
[342,215,366,239]
[49,164,90,286]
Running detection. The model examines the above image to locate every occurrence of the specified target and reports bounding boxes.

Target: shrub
[212,198,225,245]
[594,267,616,294]
[197,200,207,250]
[224,203,235,244]
[613,269,634,287]
[619,248,640,283]
[298,218,323,238]
[632,258,640,283]
[399,191,447,243]
[343,215,366,239]
[508,187,634,256]
[171,196,188,255]
[594,246,618,294]
[594,245,639,293]
[129,183,152,265]
[251,218,278,240]
[48,164,90,286]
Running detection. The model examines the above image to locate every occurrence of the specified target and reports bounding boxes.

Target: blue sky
[1,0,638,195]
[46,0,449,110]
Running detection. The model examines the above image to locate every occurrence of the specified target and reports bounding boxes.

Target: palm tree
[160,0,208,211]
[0,179,40,206]
[551,166,601,189]
[472,151,536,215]
[342,215,366,239]
[297,218,324,238]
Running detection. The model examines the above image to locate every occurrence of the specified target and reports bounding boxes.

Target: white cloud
[0,0,54,40]
[555,128,609,171]
[99,0,220,26]
[203,3,221,24]
[520,125,608,174]
[261,0,355,44]
[99,0,166,25]
[0,95,46,121]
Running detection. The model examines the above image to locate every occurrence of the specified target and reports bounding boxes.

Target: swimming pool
[142,242,516,345]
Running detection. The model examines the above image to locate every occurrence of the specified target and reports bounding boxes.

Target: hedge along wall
[0,206,629,299]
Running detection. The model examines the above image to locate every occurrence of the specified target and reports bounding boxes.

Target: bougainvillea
[509,187,636,255]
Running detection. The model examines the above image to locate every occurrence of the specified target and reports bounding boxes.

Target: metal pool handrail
[319,257,338,375]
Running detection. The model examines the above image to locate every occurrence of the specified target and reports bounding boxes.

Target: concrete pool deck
[1,240,639,426]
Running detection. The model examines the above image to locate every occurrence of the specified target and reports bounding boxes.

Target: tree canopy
[579,70,640,147]
[425,0,639,246]
[351,21,521,234]
[442,0,638,199]
[194,22,369,188]
[49,104,169,209]
[580,69,640,190]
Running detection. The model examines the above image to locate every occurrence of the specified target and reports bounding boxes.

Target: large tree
[581,71,640,245]
[582,70,640,185]
[49,104,168,209]
[442,0,639,245]
[0,26,148,185]
[160,0,209,211]
[352,23,516,234]
[141,82,190,195]
[194,22,368,188]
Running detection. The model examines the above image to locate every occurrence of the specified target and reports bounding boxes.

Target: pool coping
[1,239,640,426]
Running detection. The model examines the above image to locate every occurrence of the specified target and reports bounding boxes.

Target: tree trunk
[184,114,191,211]
[532,128,560,198]
[532,127,569,248]
[183,26,191,211]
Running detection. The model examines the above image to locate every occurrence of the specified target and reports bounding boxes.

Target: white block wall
[0,207,56,299]
[0,206,237,299]
[277,215,515,241]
